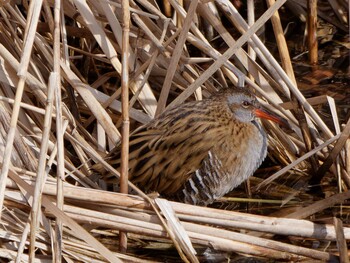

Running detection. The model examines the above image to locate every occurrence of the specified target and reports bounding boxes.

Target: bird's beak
[254,108,289,127]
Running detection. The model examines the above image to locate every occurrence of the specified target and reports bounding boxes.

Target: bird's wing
[127,113,215,194]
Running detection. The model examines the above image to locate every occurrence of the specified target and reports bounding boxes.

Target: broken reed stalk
[120,0,130,253]
[307,0,318,64]
[29,67,55,261]
[53,0,64,261]
[247,0,256,84]
[333,217,350,263]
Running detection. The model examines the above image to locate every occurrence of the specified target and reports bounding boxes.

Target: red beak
[254,108,289,127]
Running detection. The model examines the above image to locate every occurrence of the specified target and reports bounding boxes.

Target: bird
[93,87,287,206]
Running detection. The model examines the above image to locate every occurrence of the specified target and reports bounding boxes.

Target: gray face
[227,92,259,123]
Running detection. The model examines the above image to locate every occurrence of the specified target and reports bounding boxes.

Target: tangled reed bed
[0,0,349,262]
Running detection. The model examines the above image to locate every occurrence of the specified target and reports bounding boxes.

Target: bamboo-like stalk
[307,0,318,64]
[29,53,55,262]
[53,0,64,261]
[247,0,256,83]
[333,217,349,263]
[15,221,31,263]
[120,0,130,253]
[246,0,258,199]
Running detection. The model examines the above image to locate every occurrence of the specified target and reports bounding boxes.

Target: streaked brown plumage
[93,87,286,205]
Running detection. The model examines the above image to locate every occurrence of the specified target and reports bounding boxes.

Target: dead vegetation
[0,0,349,262]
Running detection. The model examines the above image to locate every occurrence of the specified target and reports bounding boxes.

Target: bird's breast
[180,120,267,205]
[224,120,267,186]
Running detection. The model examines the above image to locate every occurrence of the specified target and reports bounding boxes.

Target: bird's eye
[242,101,250,108]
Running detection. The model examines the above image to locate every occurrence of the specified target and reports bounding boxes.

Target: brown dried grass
[0,0,349,262]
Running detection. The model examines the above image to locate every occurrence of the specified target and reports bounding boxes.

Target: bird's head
[226,89,288,127]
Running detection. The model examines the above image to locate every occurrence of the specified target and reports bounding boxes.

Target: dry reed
[0,0,348,262]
